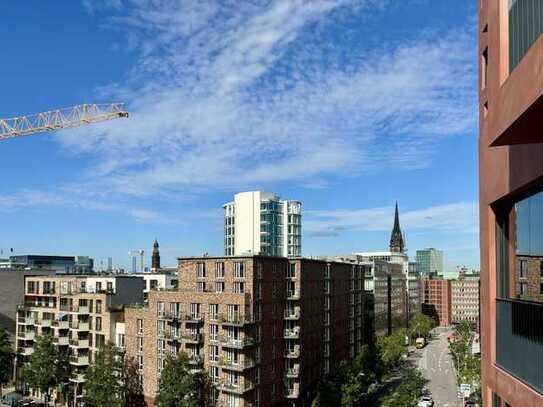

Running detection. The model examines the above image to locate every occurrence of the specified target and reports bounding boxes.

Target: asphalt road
[416,328,461,407]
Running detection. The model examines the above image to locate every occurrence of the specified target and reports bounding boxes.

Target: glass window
[510,189,543,302]
[509,0,543,72]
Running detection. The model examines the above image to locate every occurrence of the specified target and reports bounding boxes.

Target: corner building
[479,1,543,405]
[124,256,366,407]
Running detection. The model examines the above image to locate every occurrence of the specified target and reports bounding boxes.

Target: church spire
[152,238,160,271]
[389,202,405,253]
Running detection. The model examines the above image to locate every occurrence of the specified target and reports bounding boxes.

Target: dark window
[492,392,501,407]
[509,0,543,72]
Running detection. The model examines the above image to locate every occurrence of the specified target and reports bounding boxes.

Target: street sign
[460,383,471,393]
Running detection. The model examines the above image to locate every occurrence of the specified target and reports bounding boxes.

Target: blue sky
[0,1,479,272]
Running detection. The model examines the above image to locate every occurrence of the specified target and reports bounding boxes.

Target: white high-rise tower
[223,191,302,257]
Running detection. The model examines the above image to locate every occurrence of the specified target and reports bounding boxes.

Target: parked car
[417,395,434,407]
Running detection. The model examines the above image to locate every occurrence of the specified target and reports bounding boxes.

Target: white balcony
[70,355,89,366]
[54,336,69,346]
[53,320,70,329]
[38,319,52,328]
[18,347,34,356]
[70,321,90,331]
[69,373,86,383]
[70,338,90,348]
[284,328,300,339]
[18,331,35,341]
[284,308,301,320]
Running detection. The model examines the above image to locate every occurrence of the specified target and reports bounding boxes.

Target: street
[416,328,461,407]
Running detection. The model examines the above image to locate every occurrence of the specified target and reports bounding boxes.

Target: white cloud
[305,201,479,236]
[53,0,476,200]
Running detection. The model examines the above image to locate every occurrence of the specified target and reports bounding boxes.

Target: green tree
[124,356,144,407]
[409,313,435,340]
[155,352,199,407]
[0,328,12,397]
[84,342,125,407]
[382,367,427,407]
[377,332,406,371]
[22,334,58,404]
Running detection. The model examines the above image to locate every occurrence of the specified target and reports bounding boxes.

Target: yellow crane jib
[0,103,129,141]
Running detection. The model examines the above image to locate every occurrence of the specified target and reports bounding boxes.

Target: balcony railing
[219,336,256,348]
[182,333,204,344]
[187,355,203,365]
[37,319,53,328]
[286,365,300,378]
[17,331,35,341]
[69,373,86,383]
[70,338,90,348]
[284,328,300,339]
[53,320,70,329]
[219,381,254,394]
[184,314,204,323]
[496,298,543,394]
[284,347,300,358]
[218,314,254,326]
[54,336,69,346]
[220,357,256,371]
[18,347,34,356]
[158,311,181,321]
[286,290,300,300]
[284,308,301,320]
[70,321,90,331]
[69,355,89,366]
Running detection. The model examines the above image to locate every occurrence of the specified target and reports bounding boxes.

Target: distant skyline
[0,1,479,271]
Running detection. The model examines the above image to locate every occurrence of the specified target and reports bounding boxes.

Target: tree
[377,332,406,371]
[409,313,435,340]
[124,356,144,407]
[155,352,199,407]
[0,328,12,397]
[22,334,59,404]
[84,342,125,407]
[382,367,427,407]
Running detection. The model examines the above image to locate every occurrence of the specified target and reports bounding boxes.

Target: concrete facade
[124,255,366,407]
[451,272,480,326]
[479,1,543,406]
[223,191,302,257]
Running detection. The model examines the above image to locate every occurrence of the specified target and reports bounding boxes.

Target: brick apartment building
[421,276,451,327]
[15,275,144,400]
[451,272,480,327]
[124,255,366,407]
[479,1,543,405]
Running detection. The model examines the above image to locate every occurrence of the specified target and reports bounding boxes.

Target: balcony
[37,319,53,328]
[284,347,300,358]
[158,331,172,340]
[220,357,255,371]
[70,338,90,348]
[18,331,35,341]
[19,316,35,325]
[184,314,204,324]
[53,320,70,329]
[284,328,300,339]
[219,381,254,394]
[75,305,90,314]
[218,314,254,326]
[220,336,256,349]
[158,311,181,321]
[182,333,204,344]
[69,373,86,383]
[70,321,90,331]
[284,308,301,320]
[187,355,203,365]
[286,365,300,378]
[54,336,69,346]
[286,290,300,300]
[285,384,300,399]
[496,299,543,394]
[70,355,89,366]
[18,347,34,356]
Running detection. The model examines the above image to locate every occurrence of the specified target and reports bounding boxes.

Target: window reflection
[513,190,543,302]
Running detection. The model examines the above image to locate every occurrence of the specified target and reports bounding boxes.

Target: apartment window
[117,333,125,348]
[96,281,102,292]
[209,304,219,320]
[96,300,102,314]
[95,334,105,348]
[287,262,296,278]
[95,317,102,331]
[215,282,224,293]
[482,47,488,90]
[215,262,225,279]
[209,365,219,381]
[137,319,144,335]
[233,282,244,294]
[492,392,501,407]
[137,355,143,370]
[150,279,158,290]
[209,345,219,362]
[197,282,206,292]
[509,0,543,72]
[197,262,206,278]
[106,281,113,292]
[540,261,543,277]
[519,259,528,278]
[138,337,143,353]
[190,303,200,318]
[157,302,165,317]
[234,262,245,278]
[209,324,218,340]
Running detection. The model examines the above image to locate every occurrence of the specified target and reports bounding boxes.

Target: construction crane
[0,103,128,141]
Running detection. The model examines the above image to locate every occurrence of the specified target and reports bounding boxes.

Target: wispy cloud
[305,201,479,237]
[0,189,171,223]
[52,0,476,202]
